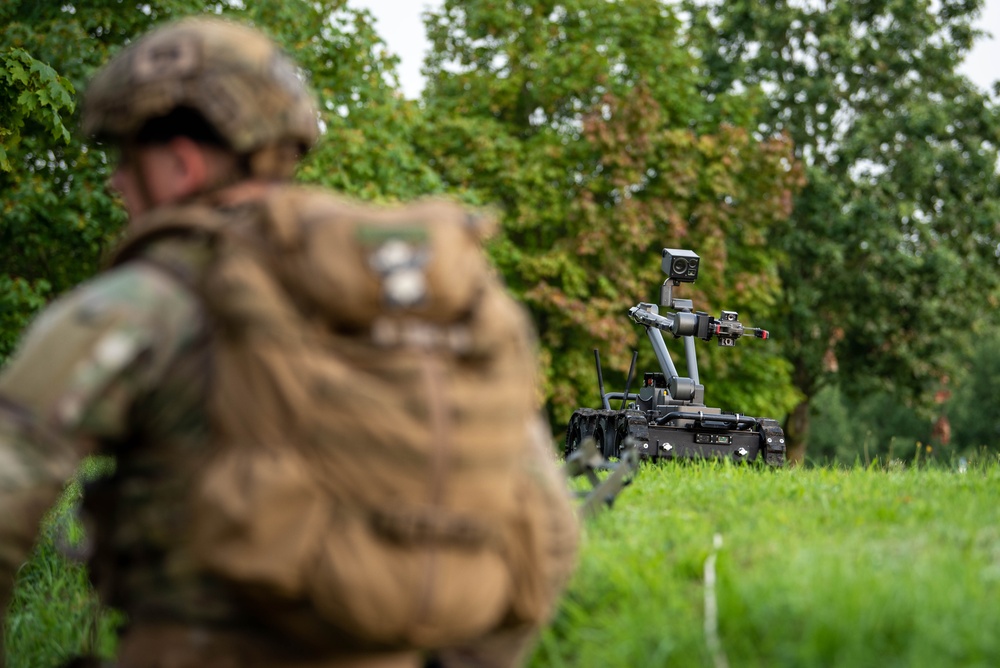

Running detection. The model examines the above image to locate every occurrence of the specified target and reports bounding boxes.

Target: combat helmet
[82,17,319,177]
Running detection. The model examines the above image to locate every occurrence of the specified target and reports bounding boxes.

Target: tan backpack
[114,186,579,649]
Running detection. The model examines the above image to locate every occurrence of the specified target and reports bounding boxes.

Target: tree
[0,47,74,172]
[686,0,1000,461]
[248,2,444,201]
[0,0,138,360]
[419,0,804,429]
[944,325,1000,452]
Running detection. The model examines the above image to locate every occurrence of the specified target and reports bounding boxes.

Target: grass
[4,457,123,667]
[530,456,1000,667]
[6,456,1000,667]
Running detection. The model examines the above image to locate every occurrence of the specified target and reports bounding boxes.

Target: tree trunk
[783,398,810,465]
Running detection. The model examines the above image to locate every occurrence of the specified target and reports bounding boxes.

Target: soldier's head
[82,17,319,218]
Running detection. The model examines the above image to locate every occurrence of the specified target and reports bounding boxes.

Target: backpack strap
[111,203,233,266]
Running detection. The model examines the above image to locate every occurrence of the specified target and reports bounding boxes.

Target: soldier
[0,17,578,668]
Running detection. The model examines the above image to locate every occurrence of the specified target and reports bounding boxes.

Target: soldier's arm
[0,262,202,618]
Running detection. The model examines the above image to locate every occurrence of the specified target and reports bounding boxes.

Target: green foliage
[0,47,74,171]
[420,0,804,429]
[0,276,50,360]
[686,0,1000,458]
[945,328,1000,451]
[244,1,443,200]
[5,457,121,667]
[0,1,161,363]
[532,460,1000,667]
[807,385,932,465]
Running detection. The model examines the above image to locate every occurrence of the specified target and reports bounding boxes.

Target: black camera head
[661,248,700,283]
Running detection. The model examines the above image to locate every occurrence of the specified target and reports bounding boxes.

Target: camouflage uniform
[0,16,577,668]
[0,243,209,652]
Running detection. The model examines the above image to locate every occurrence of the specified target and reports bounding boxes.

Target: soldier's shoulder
[0,261,205,418]
[28,260,203,346]
[92,259,199,305]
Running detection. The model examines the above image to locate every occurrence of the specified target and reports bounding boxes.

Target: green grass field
[4,457,122,667]
[6,456,1000,667]
[532,456,1000,667]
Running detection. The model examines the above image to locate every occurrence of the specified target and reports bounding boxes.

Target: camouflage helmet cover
[82,17,319,155]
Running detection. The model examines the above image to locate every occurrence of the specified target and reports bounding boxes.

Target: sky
[349,0,1000,100]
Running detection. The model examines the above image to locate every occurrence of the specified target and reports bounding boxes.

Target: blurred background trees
[685,0,1000,461]
[2,0,999,464]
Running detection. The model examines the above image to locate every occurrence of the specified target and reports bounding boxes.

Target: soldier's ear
[166,136,211,195]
